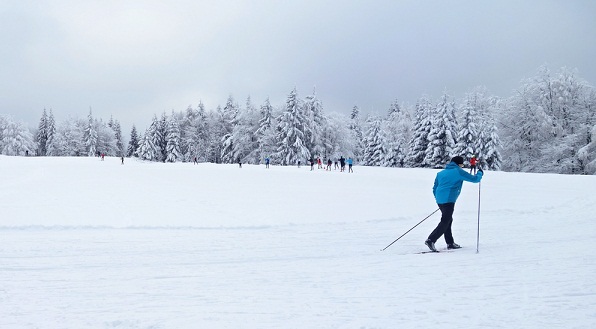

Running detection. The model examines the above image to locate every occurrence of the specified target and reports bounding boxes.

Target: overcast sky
[1,0,595,133]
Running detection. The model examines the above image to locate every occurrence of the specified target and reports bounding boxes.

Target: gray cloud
[1,0,595,134]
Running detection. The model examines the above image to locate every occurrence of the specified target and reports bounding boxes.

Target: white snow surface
[1,155,595,328]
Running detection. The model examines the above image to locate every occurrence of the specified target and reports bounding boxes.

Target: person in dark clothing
[339,156,345,172]
[309,158,315,171]
[425,156,483,252]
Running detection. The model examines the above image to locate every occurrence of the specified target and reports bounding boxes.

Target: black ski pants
[428,202,456,245]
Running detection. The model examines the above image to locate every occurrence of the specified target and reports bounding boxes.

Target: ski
[416,249,455,254]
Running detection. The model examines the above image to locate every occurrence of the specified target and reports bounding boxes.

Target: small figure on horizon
[348,157,354,173]
[121,156,124,165]
[469,155,478,174]
[265,157,270,169]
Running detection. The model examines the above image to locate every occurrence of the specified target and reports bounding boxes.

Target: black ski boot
[447,243,462,250]
[425,239,437,252]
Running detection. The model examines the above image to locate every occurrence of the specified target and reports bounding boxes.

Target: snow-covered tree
[96,119,117,156]
[111,119,124,157]
[348,106,364,163]
[46,110,57,156]
[229,96,260,164]
[165,113,182,162]
[480,113,503,170]
[137,115,161,161]
[83,109,98,157]
[157,112,168,162]
[406,96,433,167]
[324,112,351,161]
[127,125,140,157]
[383,100,412,167]
[51,117,85,156]
[1,117,34,156]
[255,98,277,164]
[36,109,49,156]
[303,89,326,158]
[276,88,310,165]
[221,96,240,163]
[498,66,594,173]
[424,93,457,168]
[578,124,596,174]
[362,115,386,166]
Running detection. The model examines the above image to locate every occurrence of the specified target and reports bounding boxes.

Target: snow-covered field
[1,155,595,328]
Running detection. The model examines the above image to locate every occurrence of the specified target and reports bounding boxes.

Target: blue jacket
[433,162,483,204]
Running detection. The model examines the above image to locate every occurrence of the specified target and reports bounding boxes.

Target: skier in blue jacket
[425,156,483,252]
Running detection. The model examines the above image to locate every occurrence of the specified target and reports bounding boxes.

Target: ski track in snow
[1,156,595,328]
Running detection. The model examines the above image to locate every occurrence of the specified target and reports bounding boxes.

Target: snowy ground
[1,155,595,328]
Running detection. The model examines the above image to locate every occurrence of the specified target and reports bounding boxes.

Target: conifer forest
[1,66,595,174]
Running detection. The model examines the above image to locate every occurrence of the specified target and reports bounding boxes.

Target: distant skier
[194,156,198,165]
[265,157,270,169]
[326,159,332,171]
[309,158,315,171]
[347,157,353,173]
[469,155,478,174]
[339,156,345,172]
[317,157,322,169]
[121,156,124,165]
[334,159,339,170]
[425,156,483,252]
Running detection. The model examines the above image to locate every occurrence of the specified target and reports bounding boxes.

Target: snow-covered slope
[1,156,594,328]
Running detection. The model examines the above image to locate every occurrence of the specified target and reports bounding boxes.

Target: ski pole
[476,177,482,254]
[381,208,440,251]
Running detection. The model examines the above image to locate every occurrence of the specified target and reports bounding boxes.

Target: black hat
[451,156,464,165]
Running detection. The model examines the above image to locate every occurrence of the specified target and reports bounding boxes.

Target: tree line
[1,66,594,174]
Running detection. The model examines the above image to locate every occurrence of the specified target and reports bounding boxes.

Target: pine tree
[165,112,182,162]
[137,115,161,161]
[348,106,364,163]
[362,116,386,166]
[424,93,457,168]
[383,100,412,167]
[111,120,124,157]
[83,109,98,157]
[157,112,168,162]
[303,89,326,158]
[127,125,140,157]
[406,97,433,167]
[480,115,502,170]
[276,88,310,165]
[36,109,49,156]
[46,110,57,156]
[221,96,239,163]
[452,94,479,161]
[255,98,276,164]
